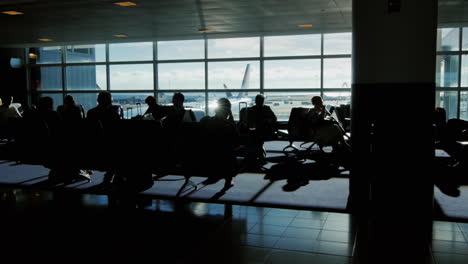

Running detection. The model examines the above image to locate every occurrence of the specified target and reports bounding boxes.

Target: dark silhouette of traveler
[200,98,239,190]
[306,96,349,151]
[244,94,278,165]
[86,91,121,185]
[28,96,61,127]
[144,95,166,120]
[57,95,85,121]
[161,92,195,128]
[86,91,121,122]
[0,95,22,121]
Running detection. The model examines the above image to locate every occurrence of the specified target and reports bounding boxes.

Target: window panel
[31,67,62,91]
[463,28,468,51]
[264,59,320,89]
[112,93,152,119]
[158,40,204,60]
[461,92,468,121]
[461,55,468,87]
[208,37,260,58]
[323,33,352,55]
[208,61,259,89]
[436,91,458,119]
[158,62,204,90]
[323,58,351,89]
[264,92,320,121]
[109,42,153,62]
[29,47,62,64]
[66,65,106,91]
[66,44,106,63]
[437,28,459,52]
[264,34,321,57]
[109,64,153,90]
[35,93,63,110]
[323,92,351,107]
[436,55,459,88]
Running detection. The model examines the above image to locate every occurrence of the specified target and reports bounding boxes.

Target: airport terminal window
[158,62,205,90]
[66,65,107,91]
[207,37,260,58]
[436,91,458,119]
[208,92,256,120]
[112,93,152,119]
[109,42,153,62]
[66,44,106,63]
[437,28,459,52]
[461,92,468,120]
[323,58,351,89]
[323,92,351,107]
[436,55,459,88]
[31,67,63,91]
[29,46,62,65]
[66,93,99,113]
[323,33,352,55]
[264,59,321,89]
[109,64,153,90]
[208,61,260,90]
[157,40,204,60]
[264,34,321,57]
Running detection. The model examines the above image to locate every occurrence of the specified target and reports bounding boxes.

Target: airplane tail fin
[223,84,233,98]
[238,64,250,99]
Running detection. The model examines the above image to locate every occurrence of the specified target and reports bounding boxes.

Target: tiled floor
[2,188,468,263]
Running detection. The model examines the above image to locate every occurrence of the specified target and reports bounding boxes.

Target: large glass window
[109,64,153,90]
[29,46,62,64]
[208,61,259,89]
[158,40,204,60]
[31,67,62,91]
[112,93,153,119]
[208,37,260,58]
[264,59,320,89]
[66,44,106,63]
[66,65,106,91]
[323,92,352,106]
[436,55,459,88]
[323,58,352,89]
[437,28,459,52]
[109,42,153,62]
[323,33,352,55]
[461,92,468,120]
[264,34,321,57]
[158,62,204,90]
[66,93,99,114]
[436,91,458,119]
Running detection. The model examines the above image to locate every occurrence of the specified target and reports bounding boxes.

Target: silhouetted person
[57,95,85,121]
[86,91,121,184]
[244,94,278,165]
[200,98,238,189]
[144,96,166,120]
[161,92,195,128]
[0,95,22,121]
[306,96,349,151]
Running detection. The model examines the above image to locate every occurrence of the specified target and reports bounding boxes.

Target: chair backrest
[287,107,311,141]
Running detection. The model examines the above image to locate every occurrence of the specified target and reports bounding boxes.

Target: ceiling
[0,0,466,46]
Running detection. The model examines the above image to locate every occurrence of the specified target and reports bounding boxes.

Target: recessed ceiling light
[198,28,213,33]
[113,34,128,38]
[2,11,24,15]
[298,24,313,28]
[29,53,38,59]
[38,38,53,42]
[114,2,137,6]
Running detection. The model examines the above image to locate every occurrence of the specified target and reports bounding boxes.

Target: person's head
[38,96,54,111]
[311,96,323,107]
[215,98,232,119]
[97,91,112,107]
[64,95,76,106]
[255,94,265,106]
[172,93,184,108]
[145,96,157,106]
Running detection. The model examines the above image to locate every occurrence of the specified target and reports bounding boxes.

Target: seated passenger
[306,96,349,151]
[57,95,85,121]
[144,95,166,120]
[24,96,60,127]
[0,95,22,121]
[86,91,121,121]
[200,98,238,189]
[161,92,195,128]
